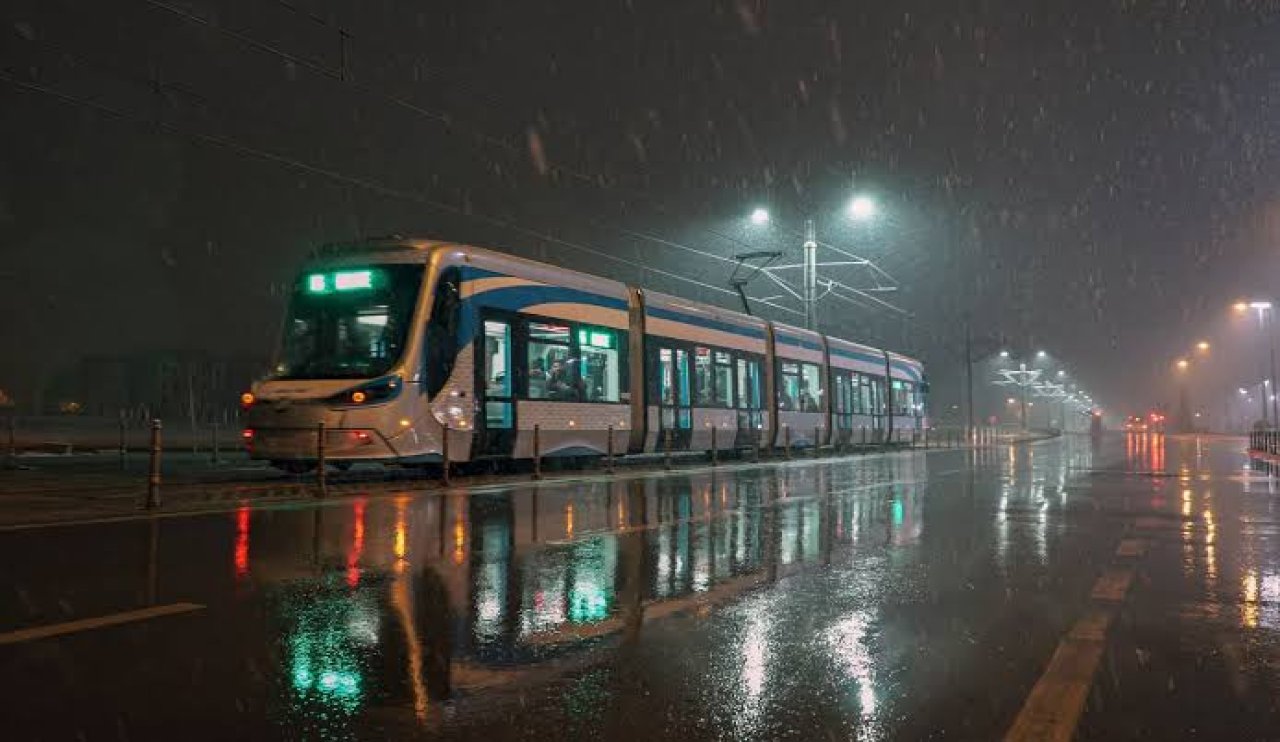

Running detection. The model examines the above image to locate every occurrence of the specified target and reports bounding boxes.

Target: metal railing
[1249,430,1280,455]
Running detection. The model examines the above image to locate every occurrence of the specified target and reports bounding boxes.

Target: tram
[240,238,927,468]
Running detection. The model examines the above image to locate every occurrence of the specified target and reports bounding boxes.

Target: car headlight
[327,375,403,406]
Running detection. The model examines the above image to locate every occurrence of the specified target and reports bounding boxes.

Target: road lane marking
[1090,568,1134,602]
[1004,613,1110,742]
[1068,610,1113,642]
[0,603,204,645]
[1006,556,1143,741]
[1115,538,1147,558]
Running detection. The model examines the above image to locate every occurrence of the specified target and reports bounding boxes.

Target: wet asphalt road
[1,434,1276,740]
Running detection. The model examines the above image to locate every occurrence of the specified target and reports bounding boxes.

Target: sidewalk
[0,433,1060,529]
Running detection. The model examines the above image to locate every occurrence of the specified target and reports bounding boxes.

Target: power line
[3,24,809,318]
[0,70,804,320]
[133,0,840,302]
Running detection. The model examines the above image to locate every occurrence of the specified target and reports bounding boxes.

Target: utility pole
[1019,363,1029,430]
[1270,313,1279,427]
[803,218,817,330]
[964,323,975,439]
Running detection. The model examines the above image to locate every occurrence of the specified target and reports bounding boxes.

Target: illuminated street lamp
[1176,358,1189,371]
[848,195,878,221]
[1196,341,1210,353]
[999,350,1009,358]
[742,195,889,331]
[1234,299,1278,426]
[1036,350,1047,358]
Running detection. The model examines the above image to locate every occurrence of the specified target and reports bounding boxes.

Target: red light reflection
[347,499,366,587]
[234,506,250,578]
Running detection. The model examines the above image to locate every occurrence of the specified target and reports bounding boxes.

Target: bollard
[146,419,162,509]
[784,425,792,460]
[663,429,673,470]
[533,424,543,480]
[210,422,220,466]
[711,425,718,467]
[315,421,327,497]
[118,412,127,471]
[606,425,615,474]
[441,425,451,486]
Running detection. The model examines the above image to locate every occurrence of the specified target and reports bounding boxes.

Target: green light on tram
[577,329,614,349]
[305,269,376,294]
[334,270,373,291]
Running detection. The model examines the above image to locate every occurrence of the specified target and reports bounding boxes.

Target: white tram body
[241,238,927,466]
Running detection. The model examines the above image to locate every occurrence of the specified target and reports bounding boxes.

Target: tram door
[735,357,763,447]
[656,344,692,449]
[475,316,516,457]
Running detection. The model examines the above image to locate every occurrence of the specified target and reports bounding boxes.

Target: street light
[1196,341,1210,353]
[848,196,877,221]
[1233,299,1278,427]
[1176,358,1189,371]
[742,196,890,331]
[999,350,1009,358]
[1036,350,1047,358]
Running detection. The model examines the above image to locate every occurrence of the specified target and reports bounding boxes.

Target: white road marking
[0,603,205,645]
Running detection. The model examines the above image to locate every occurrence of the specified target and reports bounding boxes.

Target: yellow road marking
[1006,562,1141,741]
[1091,568,1134,602]
[1068,610,1113,642]
[0,603,204,645]
[1004,622,1108,742]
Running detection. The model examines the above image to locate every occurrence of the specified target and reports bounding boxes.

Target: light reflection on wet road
[2,434,1277,739]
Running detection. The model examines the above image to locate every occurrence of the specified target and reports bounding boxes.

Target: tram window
[799,363,822,412]
[833,372,849,415]
[713,351,734,408]
[694,347,714,406]
[892,380,914,415]
[658,348,675,405]
[483,320,511,398]
[778,362,800,411]
[736,358,761,410]
[424,267,461,398]
[527,321,579,401]
[855,373,878,414]
[675,349,691,407]
[579,327,622,402]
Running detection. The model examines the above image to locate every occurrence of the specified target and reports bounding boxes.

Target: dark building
[43,351,268,422]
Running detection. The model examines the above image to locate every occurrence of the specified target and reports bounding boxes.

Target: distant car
[1124,416,1147,432]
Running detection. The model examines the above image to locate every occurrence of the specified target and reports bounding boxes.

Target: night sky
[4,0,1280,417]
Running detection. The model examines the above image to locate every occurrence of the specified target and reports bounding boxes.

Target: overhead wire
[0,69,804,319]
[135,0,908,318]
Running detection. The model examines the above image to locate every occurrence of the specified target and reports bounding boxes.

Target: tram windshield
[274,264,424,379]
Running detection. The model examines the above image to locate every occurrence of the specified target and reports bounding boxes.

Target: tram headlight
[328,375,403,406]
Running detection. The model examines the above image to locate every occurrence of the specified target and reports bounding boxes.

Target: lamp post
[748,195,878,331]
[1235,300,1278,427]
